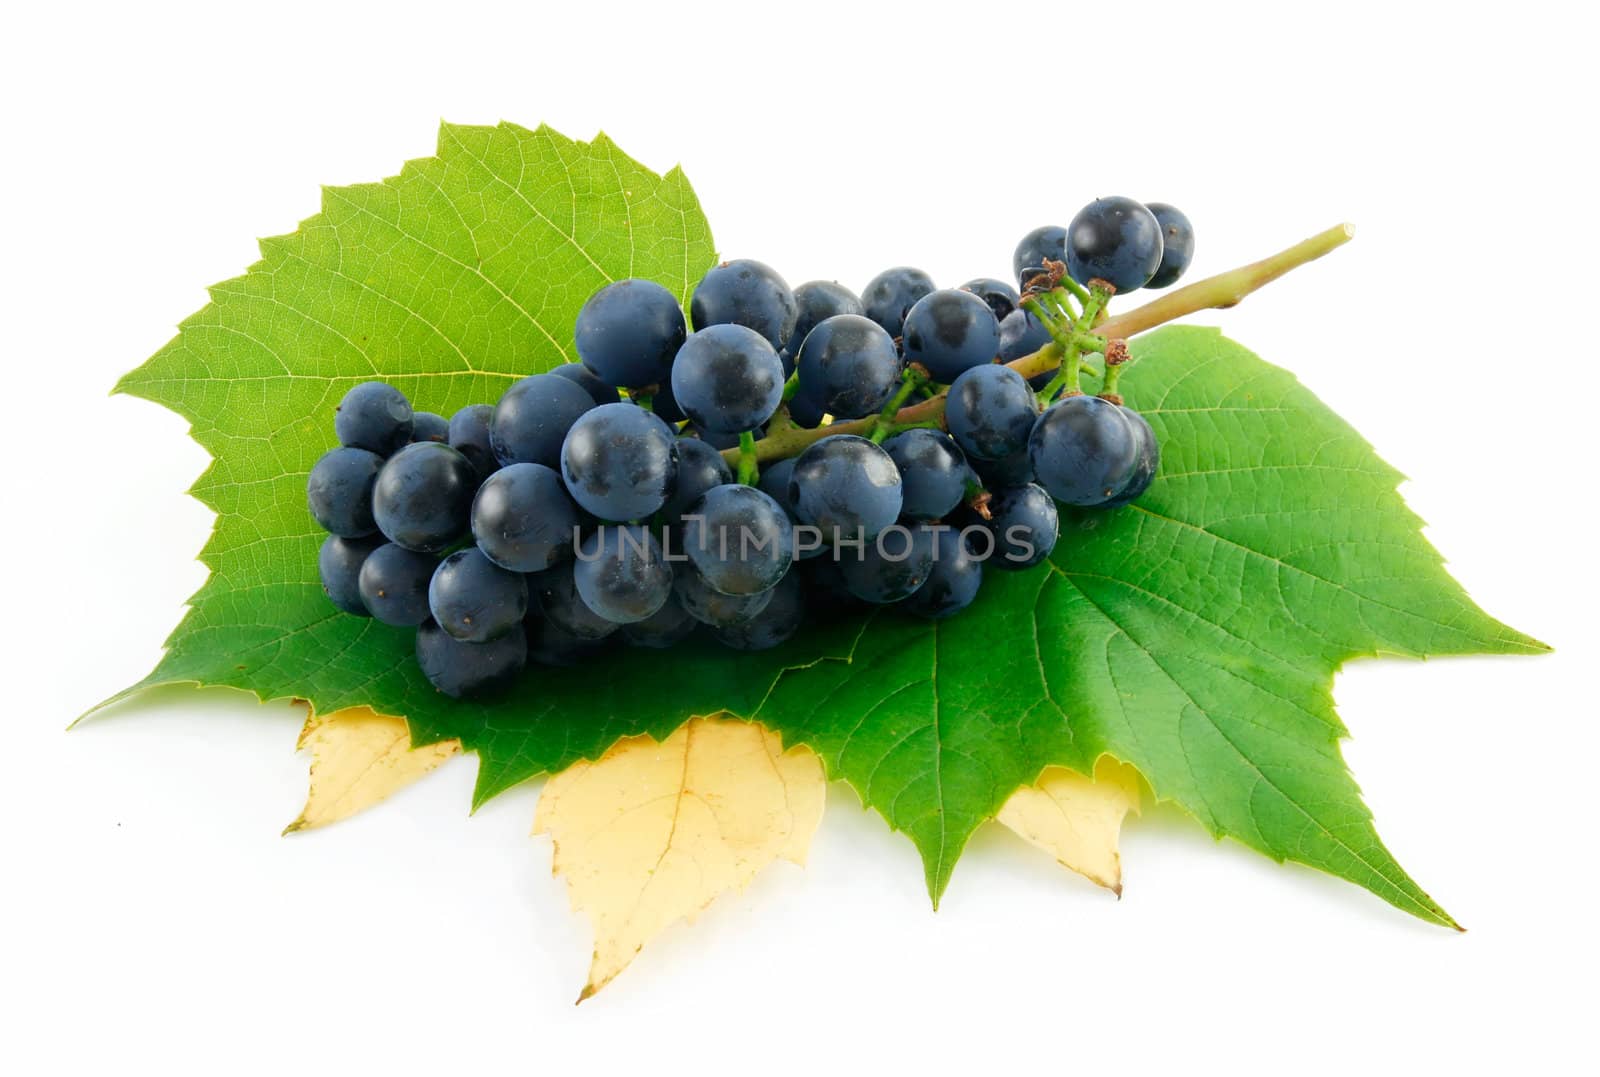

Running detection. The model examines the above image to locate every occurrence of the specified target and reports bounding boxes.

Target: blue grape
[686,422,765,451]
[671,324,786,434]
[960,277,1020,322]
[757,457,800,520]
[901,289,1001,383]
[971,445,1034,488]
[471,462,581,572]
[1012,225,1069,285]
[883,429,967,521]
[448,404,498,479]
[785,280,863,371]
[789,435,902,542]
[711,571,805,651]
[551,362,622,406]
[490,373,595,469]
[661,437,734,522]
[649,377,687,424]
[1102,407,1160,507]
[531,560,618,640]
[560,403,680,521]
[998,309,1054,370]
[411,411,449,443]
[801,556,867,614]
[1144,203,1194,289]
[527,609,611,666]
[335,382,413,455]
[574,525,673,624]
[372,442,476,553]
[681,484,792,596]
[860,266,935,338]
[795,314,903,420]
[428,547,529,642]
[415,619,526,699]
[357,543,437,626]
[318,534,382,616]
[945,365,1040,461]
[690,259,798,352]
[1066,197,1164,293]
[786,387,826,429]
[620,594,698,649]
[982,483,1058,570]
[1028,395,1143,506]
[838,524,936,604]
[756,459,828,564]
[574,278,687,389]
[307,446,382,537]
[903,527,983,618]
[674,566,774,628]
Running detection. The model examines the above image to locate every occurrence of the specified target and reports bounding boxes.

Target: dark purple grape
[883,429,967,521]
[960,277,1021,322]
[574,278,687,389]
[1029,395,1143,506]
[335,382,413,455]
[471,462,581,572]
[307,446,382,537]
[1012,226,1068,286]
[372,442,476,553]
[711,571,805,651]
[551,362,623,406]
[945,365,1040,461]
[448,404,498,480]
[410,411,449,443]
[1144,203,1194,289]
[901,289,1001,383]
[1065,197,1163,293]
[490,373,595,469]
[982,483,1058,570]
[319,534,382,616]
[415,619,526,699]
[690,259,798,352]
[860,266,935,338]
[357,543,437,626]
[428,547,529,643]
[903,527,982,618]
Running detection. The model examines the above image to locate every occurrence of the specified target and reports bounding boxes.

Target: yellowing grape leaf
[996,758,1143,893]
[285,706,460,834]
[534,716,825,1001]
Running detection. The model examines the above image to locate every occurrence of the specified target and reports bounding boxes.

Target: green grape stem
[737,430,759,484]
[719,222,1356,468]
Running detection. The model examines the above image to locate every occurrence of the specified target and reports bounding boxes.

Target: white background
[3,1,1596,1073]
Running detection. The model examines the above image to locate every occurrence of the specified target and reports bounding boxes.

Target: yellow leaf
[996,757,1142,894]
[284,707,461,834]
[535,715,825,1001]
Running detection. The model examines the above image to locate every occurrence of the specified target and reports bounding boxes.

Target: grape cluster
[307,201,1190,699]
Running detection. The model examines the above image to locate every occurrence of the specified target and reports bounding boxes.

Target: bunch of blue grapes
[306,197,1191,698]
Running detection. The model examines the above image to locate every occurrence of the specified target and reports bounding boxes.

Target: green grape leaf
[107,121,1543,927]
[755,326,1545,921]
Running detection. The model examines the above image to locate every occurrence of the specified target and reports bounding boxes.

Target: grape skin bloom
[789,435,903,543]
[428,547,530,643]
[671,323,786,434]
[901,289,1001,383]
[560,403,680,522]
[372,442,477,553]
[574,525,674,625]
